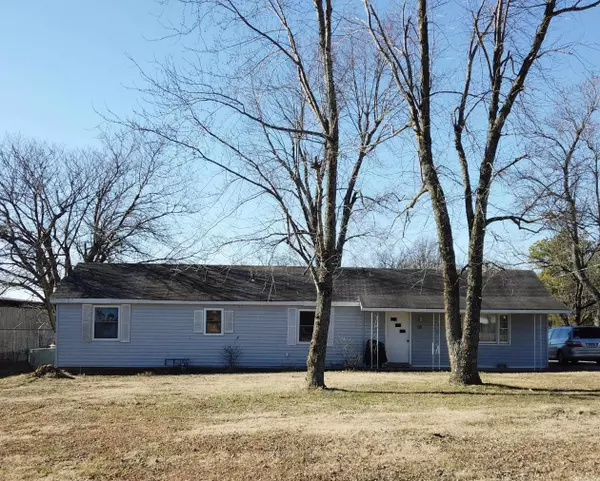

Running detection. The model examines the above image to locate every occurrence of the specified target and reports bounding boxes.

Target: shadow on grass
[0,361,32,379]
[326,384,600,397]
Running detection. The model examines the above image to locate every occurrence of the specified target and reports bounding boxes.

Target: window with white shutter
[224,310,234,333]
[327,307,335,346]
[120,304,131,343]
[193,310,204,333]
[287,308,298,346]
[82,304,92,343]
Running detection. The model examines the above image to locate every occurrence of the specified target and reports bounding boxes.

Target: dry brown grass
[1,371,600,480]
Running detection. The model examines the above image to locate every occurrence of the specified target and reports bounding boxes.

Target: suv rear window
[572,327,600,339]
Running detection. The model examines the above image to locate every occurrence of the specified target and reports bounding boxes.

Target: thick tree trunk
[452,266,483,386]
[306,277,333,389]
[413,0,477,386]
[447,265,482,386]
[448,341,481,384]
[450,198,487,386]
[449,297,482,385]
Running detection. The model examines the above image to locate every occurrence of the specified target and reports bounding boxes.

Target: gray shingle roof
[52,263,567,312]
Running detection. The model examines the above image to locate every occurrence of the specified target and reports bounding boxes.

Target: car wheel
[571,359,579,365]
[557,350,568,366]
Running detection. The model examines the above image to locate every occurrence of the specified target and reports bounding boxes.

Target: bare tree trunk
[456,249,483,385]
[306,274,334,388]
[414,0,482,385]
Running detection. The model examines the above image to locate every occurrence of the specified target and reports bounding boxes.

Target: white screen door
[385,312,410,363]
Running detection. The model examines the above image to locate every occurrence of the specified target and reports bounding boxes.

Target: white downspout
[533,314,537,371]
[432,313,435,371]
[376,312,380,369]
[370,312,374,370]
[438,313,441,371]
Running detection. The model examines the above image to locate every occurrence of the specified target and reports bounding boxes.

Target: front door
[386,312,410,363]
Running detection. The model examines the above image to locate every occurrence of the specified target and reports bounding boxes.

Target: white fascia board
[51,298,361,307]
[360,304,571,315]
[479,309,571,314]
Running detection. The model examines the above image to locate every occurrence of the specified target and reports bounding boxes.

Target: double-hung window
[298,310,316,343]
[93,306,120,340]
[205,309,224,335]
[479,314,510,344]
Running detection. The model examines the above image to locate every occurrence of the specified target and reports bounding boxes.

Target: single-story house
[51,264,569,370]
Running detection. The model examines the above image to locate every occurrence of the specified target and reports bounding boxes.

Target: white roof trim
[51,297,569,314]
[361,306,570,314]
[51,298,361,307]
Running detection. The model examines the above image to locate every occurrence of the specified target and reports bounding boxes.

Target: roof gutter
[359,303,571,315]
[51,298,362,307]
[51,297,570,314]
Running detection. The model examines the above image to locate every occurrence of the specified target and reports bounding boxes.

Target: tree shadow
[0,361,33,379]
[326,384,600,397]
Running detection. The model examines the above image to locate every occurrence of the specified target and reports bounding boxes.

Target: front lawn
[1,371,600,480]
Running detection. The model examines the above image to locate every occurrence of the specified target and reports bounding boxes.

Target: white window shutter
[193,310,204,333]
[287,308,298,346]
[120,304,131,343]
[82,304,93,343]
[224,310,234,333]
[327,307,335,346]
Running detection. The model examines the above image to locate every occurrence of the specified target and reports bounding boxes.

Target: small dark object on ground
[33,365,74,379]
[364,339,388,368]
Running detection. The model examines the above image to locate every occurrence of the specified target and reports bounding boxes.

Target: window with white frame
[93,306,119,340]
[205,309,224,335]
[298,310,316,343]
[479,314,510,344]
[499,315,510,343]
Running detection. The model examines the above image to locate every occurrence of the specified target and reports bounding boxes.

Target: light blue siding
[56,303,548,369]
[410,313,548,369]
[56,304,366,369]
[411,313,449,367]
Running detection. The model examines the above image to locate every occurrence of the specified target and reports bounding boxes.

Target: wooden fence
[0,304,54,363]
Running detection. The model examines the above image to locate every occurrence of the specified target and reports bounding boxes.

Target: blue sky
[0,1,179,146]
[2,1,600,272]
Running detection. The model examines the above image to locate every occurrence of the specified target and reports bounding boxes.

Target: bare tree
[0,132,193,329]
[127,0,404,388]
[79,131,192,264]
[365,0,600,384]
[518,77,600,326]
[374,237,440,269]
[0,137,86,328]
